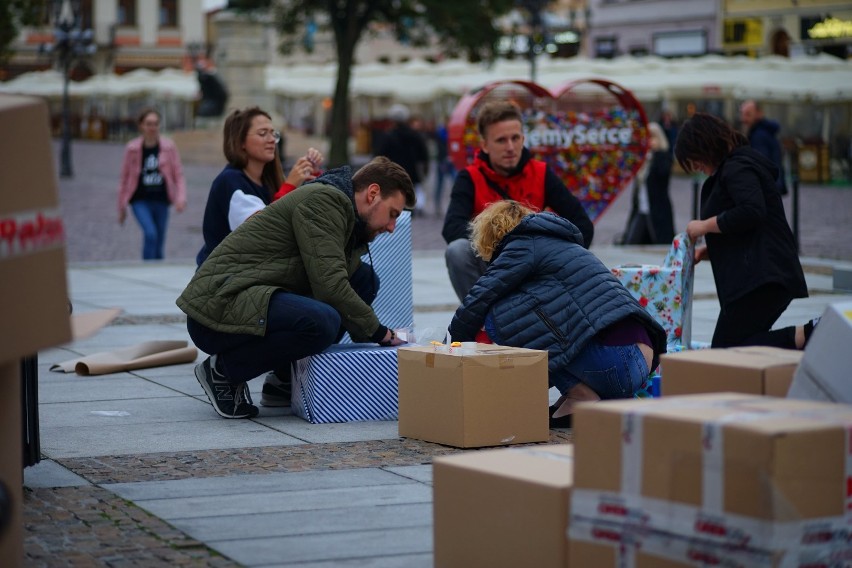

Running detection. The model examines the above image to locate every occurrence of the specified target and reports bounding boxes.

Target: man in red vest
[442,100,594,301]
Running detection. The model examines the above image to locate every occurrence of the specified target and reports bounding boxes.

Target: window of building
[723,18,763,48]
[118,0,136,26]
[49,0,93,29]
[161,0,179,27]
[595,36,618,59]
[653,30,707,57]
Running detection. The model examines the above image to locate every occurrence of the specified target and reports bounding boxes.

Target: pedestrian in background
[622,122,675,245]
[376,103,429,217]
[659,107,679,158]
[117,108,187,260]
[433,121,456,216]
[442,100,594,302]
[196,106,321,267]
[448,200,666,426]
[675,112,819,350]
[740,99,788,195]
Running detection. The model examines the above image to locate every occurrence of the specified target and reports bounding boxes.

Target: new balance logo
[214,385,234,400]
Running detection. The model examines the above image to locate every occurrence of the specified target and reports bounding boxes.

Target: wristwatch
[379,328,396,346]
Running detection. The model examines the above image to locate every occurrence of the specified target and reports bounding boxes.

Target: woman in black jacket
[448,201,666,422]
[674,112,817,349]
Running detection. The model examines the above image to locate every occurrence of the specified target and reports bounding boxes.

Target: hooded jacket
[701,146,807,307]
[448,212,666,374]
[177,166,384,342]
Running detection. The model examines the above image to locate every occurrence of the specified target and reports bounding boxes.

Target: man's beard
[353,216,375,247]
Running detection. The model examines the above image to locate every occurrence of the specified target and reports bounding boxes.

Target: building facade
[6,0,207,79]
[723,0,851,58]
[586,0,722,58]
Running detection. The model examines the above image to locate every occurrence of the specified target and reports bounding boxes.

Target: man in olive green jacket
[178,157,415,418]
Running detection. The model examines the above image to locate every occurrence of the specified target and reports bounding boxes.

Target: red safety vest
[467,156,547,217]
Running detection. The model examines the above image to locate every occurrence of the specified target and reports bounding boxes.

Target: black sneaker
[804,316,821,346]
[195,355,259,419]
[260,370,292,407]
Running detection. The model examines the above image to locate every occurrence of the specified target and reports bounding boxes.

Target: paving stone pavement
[17,135,852,567]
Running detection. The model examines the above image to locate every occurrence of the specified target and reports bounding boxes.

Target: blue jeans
[131,200,169,260]
[187,263,379,383]
[550,339,649,400]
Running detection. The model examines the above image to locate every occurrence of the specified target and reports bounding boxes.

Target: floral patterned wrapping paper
[610,233,695,350]
[611,234,694,397]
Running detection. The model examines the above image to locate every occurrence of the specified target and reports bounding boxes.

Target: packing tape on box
[0,207,65,260]
[569,518,778,567]
[572,488,852,555]
[574,400,852,552]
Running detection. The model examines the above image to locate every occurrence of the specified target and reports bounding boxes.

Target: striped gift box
[291,343,399,424]
[340,210,413,343]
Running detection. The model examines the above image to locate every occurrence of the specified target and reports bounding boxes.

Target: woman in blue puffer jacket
[448,200,667,424]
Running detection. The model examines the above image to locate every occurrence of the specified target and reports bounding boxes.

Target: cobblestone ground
[25,434,571,566]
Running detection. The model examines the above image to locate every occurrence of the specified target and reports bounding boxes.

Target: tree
[275,0,515,167]
[0,0,46,68]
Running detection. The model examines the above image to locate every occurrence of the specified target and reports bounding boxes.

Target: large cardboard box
[0,95,72,567]
[571,393,852,559]
[788,301,852,403]
[433,445,574,568]
[660,346,803,397]
[292,344,399,423]
[397,344,549,448]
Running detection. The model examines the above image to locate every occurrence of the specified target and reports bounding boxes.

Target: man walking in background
[740,99,788,195]
[377,103,429,217]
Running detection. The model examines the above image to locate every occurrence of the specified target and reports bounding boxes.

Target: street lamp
[42,0,95,178]
[515,0,549,83]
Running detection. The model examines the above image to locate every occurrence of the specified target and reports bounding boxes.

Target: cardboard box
[660,346,803,397]
[433,444,574,568]
[0,95,71,362]
[340,210,412,343]
[0,95,73,567]
[397,344,549,448]
[292,343,399,423]
[571,393,852,557]
[788,301,852,403]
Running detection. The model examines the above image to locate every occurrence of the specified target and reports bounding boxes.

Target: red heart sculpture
[447,79,649,223]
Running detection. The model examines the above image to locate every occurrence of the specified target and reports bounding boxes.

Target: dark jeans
[187,263,379,383]
[131,200,169,260]
[712,283,796,348]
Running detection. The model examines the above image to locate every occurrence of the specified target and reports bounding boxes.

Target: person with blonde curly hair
[448,200,667,427]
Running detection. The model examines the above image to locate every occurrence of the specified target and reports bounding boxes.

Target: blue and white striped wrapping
[291,343,399,424]
[340,210,413,343]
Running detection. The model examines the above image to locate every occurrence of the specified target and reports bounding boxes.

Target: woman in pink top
[117,108,187,259]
